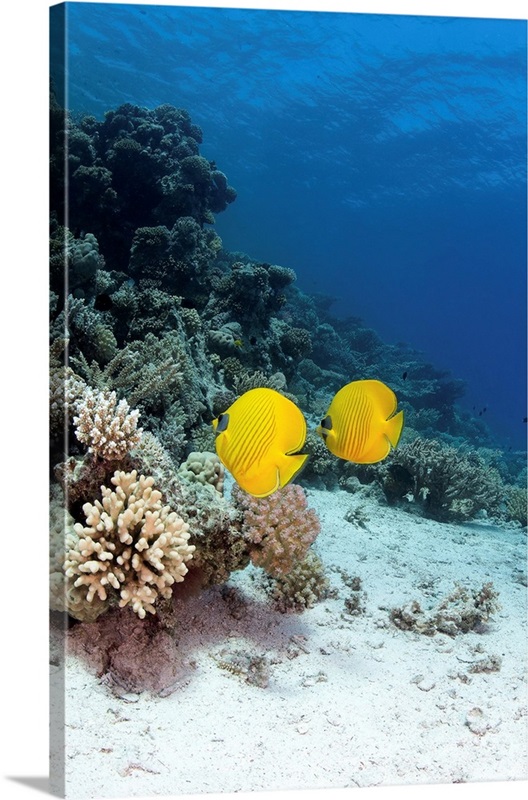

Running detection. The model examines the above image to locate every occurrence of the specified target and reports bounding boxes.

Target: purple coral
[232,484,321,578]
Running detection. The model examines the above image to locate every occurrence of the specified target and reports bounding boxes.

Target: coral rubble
[390,582,501,636]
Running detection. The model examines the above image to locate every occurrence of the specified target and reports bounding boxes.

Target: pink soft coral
[232,484,321,578]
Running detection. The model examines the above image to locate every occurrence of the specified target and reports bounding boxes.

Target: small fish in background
[402,371,408,381]
[316,379,404,464]
[212,387,308,497]
[523,417,527,424]
[233,338,244,349]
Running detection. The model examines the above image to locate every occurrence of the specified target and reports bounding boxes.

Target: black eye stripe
[216,413,229,433]
[320,415,332,430]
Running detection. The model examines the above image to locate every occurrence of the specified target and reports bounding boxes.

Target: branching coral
[267,551,330,612]
[50,487,111,622]
[49,362,87,443]
[64,470,195,619]
[381,438,505,521]
[231,369,289,397]
[232,484,321,578]
[71,331,185,411]
[73,388,142,460]
[505,484,527,527]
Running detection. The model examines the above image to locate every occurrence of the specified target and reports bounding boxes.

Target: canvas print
[49,1,527,798]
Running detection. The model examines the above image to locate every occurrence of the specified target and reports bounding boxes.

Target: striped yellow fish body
[212,387,308,497]
[316,379,404,463]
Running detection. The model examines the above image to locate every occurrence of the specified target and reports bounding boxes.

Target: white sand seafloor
[51,488,528,800]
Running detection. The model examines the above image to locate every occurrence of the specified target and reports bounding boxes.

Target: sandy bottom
[50,488,528,799]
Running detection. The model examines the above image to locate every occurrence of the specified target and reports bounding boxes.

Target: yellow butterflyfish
[316,379,404,463]
[212,387,308,497]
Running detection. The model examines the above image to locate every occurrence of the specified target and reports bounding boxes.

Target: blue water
[52,2,527,450]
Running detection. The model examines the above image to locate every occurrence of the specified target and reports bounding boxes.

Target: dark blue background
[52,2,527,449]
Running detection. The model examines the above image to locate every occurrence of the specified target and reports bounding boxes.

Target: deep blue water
[52,2,527,450]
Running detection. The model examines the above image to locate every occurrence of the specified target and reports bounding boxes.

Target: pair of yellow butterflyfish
[212,379,404,498]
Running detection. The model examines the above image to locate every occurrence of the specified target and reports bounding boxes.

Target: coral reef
[128,218,222,294]
[54,101,236,271]
[49,89,525,701]
[390,582,501,636]
[267,551,330,612]
[232,484,321,578]
[380,437,505,521]
[210,260,295,325]
[505,484,527,527]
[70,332,185,411]
[179,481,249,587]
[302,429,339,488]
[73,389,142,460]
[50,487,110,622]
[49,363,87,445]
[64,470,195,620]
[49,221,102,300]
[177,451,225,493]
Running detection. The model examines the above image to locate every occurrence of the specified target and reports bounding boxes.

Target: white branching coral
[64,470,195,619]
[73,388,142,460]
